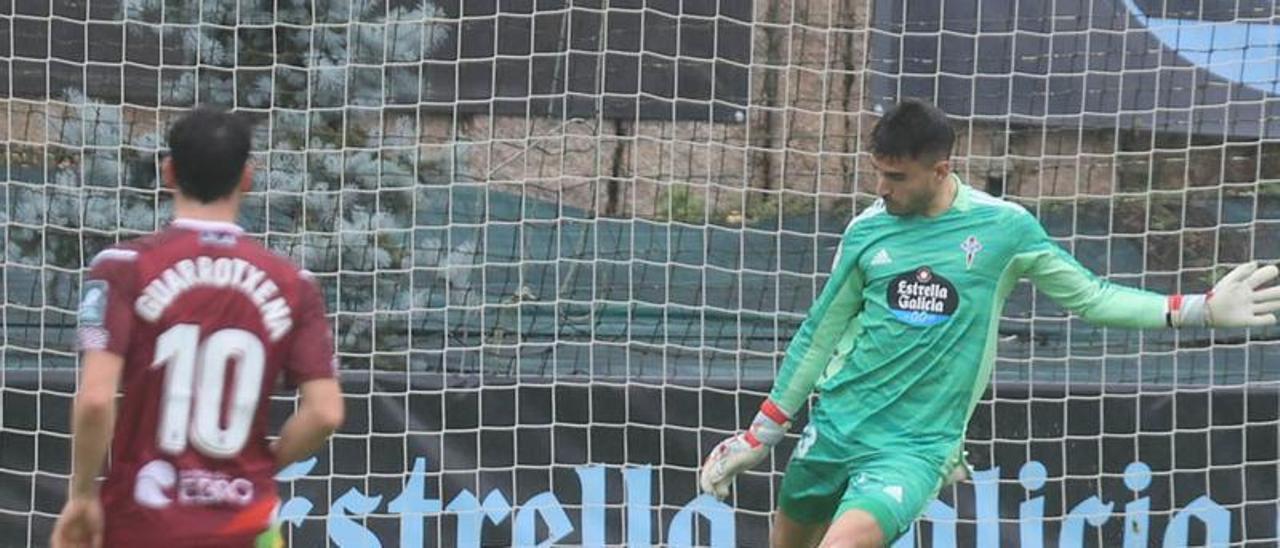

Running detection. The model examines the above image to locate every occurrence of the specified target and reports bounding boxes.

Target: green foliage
[655,184,709,225]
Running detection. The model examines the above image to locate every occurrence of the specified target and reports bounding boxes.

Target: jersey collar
[171,218,245,234]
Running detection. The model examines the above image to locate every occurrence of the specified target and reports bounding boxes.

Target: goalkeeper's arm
[1015,212,1279,329]
[699,243,865,499]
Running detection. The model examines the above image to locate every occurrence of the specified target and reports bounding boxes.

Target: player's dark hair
[869,98,955,162]
[166,106,252,203]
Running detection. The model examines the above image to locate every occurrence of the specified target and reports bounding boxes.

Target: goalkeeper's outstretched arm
[1014,211,1280,329]
[699,240,865,499]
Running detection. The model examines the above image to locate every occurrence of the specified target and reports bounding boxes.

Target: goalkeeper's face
[872,154,951,217]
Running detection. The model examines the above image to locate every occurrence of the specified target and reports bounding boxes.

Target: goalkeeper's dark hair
[869,98,955,162]
[166,106,253,203]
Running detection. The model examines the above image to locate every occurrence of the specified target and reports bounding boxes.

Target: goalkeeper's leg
[774,422,848,548]
[820,452,947,547]
[772,511,829,548]
[813,510,883,548]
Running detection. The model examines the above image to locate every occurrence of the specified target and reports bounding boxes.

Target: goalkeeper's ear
[928,156,952,183]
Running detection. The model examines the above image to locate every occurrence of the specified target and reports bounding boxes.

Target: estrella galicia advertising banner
[3,373,1276,546]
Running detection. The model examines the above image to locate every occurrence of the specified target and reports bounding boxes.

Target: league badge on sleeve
[78,280,109,327]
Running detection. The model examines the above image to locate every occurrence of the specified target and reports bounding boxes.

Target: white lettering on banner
[270,458,1235,548]
[134,257,293,341]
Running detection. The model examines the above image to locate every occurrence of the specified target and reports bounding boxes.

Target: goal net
[1,0,1277,546]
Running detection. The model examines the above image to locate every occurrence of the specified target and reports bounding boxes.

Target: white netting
[1,0,1278,546]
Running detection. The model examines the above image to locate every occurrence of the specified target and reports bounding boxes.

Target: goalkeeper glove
[699,399,790,500]
[1168,262,1280,328]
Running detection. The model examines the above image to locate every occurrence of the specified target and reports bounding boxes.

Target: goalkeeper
[699,98,1280,547]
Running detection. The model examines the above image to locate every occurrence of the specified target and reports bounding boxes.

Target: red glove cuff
[760,399,790,425]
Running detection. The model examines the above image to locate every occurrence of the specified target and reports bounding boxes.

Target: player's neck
[172,195,241,226]
[921,174,958,218]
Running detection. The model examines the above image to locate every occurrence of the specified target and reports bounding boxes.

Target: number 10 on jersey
[153,324,266,458]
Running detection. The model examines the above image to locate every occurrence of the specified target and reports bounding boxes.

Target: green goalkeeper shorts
[776,420,948,542]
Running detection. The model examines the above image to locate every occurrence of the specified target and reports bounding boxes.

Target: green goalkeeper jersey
[770,176,1171,457]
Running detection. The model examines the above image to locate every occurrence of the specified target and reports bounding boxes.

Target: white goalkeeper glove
[1168,262,1280,328]
[699,400,791,500]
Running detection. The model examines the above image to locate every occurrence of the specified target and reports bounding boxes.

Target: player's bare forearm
[272,378,344,469]
[272,409,338,468]
[69,351,124,499]
[70,400,115,498]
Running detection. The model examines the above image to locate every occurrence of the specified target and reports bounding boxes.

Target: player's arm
[67,351,124,499]
[51,351,121,548]
[271,378,343,469]
[1015,212,1280,329]
[272,273,344,470]
[66,251,137,493]
[54,249,137,548]
[699,236,865,499]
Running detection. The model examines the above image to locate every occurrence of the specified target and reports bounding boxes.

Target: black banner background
[2,372,1277,546]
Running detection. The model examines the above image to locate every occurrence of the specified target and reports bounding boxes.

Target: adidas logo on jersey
[871,249,892,266]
